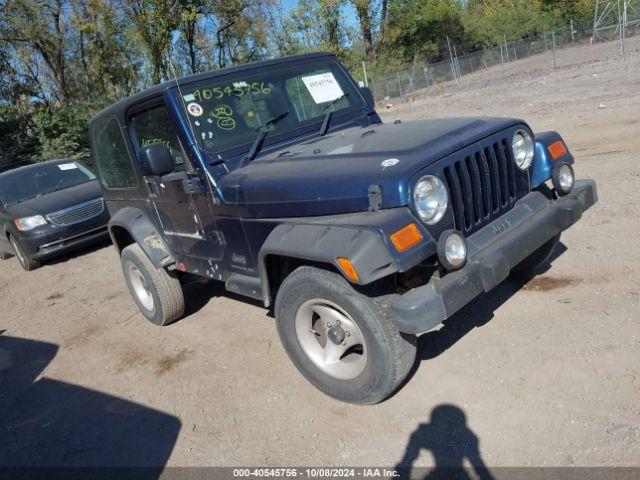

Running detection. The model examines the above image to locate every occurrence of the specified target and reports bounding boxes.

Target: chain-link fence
[363,21,637,104]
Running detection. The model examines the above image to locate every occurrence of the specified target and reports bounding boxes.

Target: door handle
[145,179,159,197]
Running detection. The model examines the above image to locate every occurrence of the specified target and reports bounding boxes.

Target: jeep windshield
[179,59,365,156]
[0,161,96,206]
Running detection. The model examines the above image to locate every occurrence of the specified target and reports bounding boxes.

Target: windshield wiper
[243,111,290,163]
[319,93,348,137]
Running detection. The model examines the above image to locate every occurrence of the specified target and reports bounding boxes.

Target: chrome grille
[47,198,105,226]
[443,137,518,234]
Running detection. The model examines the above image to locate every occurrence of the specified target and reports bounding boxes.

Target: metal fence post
[447,36,459,84]
[504,35,510,62]
[551,31,557,68]
[500,44,506,80]
[361,61,368,87]
[570,19,575,41]
[620,1,627,56]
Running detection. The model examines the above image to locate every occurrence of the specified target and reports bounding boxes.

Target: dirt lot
[1,37,639,469]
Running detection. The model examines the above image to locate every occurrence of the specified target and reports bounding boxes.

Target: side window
[129,105,187,172]
[91,116,138,189]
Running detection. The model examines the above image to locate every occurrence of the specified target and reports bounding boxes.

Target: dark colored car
[0,159,110,270]
[89,52,597,404]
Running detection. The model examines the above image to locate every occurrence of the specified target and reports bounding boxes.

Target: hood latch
[368,185,382,212]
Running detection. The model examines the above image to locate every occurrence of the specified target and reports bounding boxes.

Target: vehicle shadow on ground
[43,237,113,267]
[407,243,567,376]
[0,330,181,473]
[181,278,265,318]
[394,404,494,480]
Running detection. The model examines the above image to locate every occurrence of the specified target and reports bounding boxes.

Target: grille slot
[443,138,518,234]
[47,198,104,226]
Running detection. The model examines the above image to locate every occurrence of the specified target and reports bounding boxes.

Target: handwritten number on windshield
[192,82,271,101]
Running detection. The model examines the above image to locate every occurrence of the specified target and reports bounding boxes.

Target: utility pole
[593,0,640,46]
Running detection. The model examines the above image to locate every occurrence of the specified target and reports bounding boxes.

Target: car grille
[442,136,519,235]
[47,198,105,226]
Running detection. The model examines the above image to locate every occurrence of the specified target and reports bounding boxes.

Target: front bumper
[391,179,598,334]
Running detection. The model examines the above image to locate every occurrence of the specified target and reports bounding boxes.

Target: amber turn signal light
[337,257,360,283]
[549,140,568,160]
[390,223,423,253]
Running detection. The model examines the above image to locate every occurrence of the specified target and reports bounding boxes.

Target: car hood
[220,117,524,217]
[5,180,102,218]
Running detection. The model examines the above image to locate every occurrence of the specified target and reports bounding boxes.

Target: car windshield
[179,58,364,155]
[0,161,96,206]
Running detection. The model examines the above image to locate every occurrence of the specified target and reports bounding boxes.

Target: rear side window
[91,116,137,188]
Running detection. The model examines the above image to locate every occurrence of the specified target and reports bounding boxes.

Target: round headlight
[413,175,448,225]
[553,163,574,195]
[437,230,467,271]
[512,130,535,170]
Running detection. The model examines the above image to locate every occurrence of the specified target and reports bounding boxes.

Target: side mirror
[360,86,375,108]
[139,143,175,177]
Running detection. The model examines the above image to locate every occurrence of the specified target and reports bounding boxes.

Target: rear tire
[0,249,12,260]
[10,236,40,271]
[121,243,184,325]
[275,266,416,405]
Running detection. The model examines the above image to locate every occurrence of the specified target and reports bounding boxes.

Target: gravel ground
[1,37,639,470]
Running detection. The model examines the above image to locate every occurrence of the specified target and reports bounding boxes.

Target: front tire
[121,243,185,325]
[10,236,40,271]
[275,266,416,405]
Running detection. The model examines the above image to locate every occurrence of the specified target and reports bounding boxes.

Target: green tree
[386,0,466,62]
[463,0,545,46]
[293,0,346,55]
[33,106,92,161]
[121,0,182,83]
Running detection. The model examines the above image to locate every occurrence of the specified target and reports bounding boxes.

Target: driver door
[128,100,206,255]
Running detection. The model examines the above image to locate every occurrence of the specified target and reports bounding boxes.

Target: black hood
[5,180,102,218]
[220,117,526,217]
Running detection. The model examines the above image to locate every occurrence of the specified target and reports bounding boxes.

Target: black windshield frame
[175,57,370,160]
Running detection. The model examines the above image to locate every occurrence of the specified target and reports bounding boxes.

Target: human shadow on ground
[395,404,494,480]
[0,331,181,476]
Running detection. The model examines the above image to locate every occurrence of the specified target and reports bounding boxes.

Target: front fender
[108,207,175,268]
[532,131,575,188]
[257,208,436,307]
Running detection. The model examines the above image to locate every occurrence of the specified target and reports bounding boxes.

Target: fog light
[553,164,574,196]
[437,230,467,271]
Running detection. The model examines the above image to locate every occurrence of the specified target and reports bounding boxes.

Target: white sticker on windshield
[58,163,78,171]
[301,72,344,104]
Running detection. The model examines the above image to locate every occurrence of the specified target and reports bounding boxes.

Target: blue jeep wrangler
[90,52,597,404]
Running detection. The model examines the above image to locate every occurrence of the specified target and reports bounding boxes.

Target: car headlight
[14,215,48,231]
[413,175,448,224]
[512,130,535,170]
[553,163,575,196]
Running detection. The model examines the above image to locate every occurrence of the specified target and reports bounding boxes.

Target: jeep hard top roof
[90,52,336,125]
